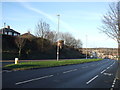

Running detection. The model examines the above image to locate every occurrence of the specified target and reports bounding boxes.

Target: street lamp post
[86,35,88,59]
[57,14,60,61]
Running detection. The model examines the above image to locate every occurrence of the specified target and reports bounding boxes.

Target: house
[20,31,35,39]
[0,26,20,36]
[81,48,118,59]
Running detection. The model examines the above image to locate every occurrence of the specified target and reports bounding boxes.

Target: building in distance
[0,25,20,36]
[81,48,118,59]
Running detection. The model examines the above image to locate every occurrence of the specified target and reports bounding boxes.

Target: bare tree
[100,1,120,80]
[36,19,50,38]
[15,37,26,58]
[35,20,50,51]
[75,39,83,48]
[45,31,58,43]
[60,32,82,48]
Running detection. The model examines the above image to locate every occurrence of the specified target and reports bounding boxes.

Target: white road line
[63,69,77,74]
[111,85,114,88]
[103,62,115,73]
[101,69,106,74]
[2,70,11,73]
[6,71,12,72]
[15,75,53,85]
[111,78,116,88]
[107,67,110,69]
[113,78,116,83]
[86,75,99,84]
[2,70,9,72]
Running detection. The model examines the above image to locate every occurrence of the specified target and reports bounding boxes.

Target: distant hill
[2,34,85,60]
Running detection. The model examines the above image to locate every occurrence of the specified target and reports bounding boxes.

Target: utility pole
[86,35,88,59]
[57,14,60,61]
[4,22,6,28]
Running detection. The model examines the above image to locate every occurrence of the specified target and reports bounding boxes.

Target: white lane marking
[111,62,115,66]
[2,70,12,73]
[110,65,113,67]
[111,85,114,88]
[111,78,116,88]
[86,75,99,84]
[6,70,12,72]
[107,67,110,69]
[101,69,106,74]
[103,73,113,76]
[15,75,53,85]
[113,78,116,83]
[102,61,115,73]
[63,69,77,74]
[2,70,9,72]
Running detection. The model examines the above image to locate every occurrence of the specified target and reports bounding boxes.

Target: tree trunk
[18,48,21,59]
[116,42,120,80]
[116,1,120,80]
[41,37,44,52]
[116,41,120,80]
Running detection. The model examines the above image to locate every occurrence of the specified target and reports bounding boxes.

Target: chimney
[7,25,10,29]
[28,31,30,34]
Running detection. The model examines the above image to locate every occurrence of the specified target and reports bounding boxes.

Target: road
[2,59,119,89]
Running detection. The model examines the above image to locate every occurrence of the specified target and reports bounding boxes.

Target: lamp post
[86,35,88,59]
[57,14,60,61]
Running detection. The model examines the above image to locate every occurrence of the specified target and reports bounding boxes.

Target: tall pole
[86,35,87,59]
[57,14,60,61]
[4,22,6,28]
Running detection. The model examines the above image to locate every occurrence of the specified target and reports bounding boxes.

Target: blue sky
[1,2,118,48]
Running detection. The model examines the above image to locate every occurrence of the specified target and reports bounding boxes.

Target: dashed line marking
[63,69,77,74]
[15,75,54,85]
[2,70,13,73]
[111,85,114,88]
[107,67,110,69]
[86,75,99,84]
[111,78,116,88]
[101,61,115,75]
[110,64,113,67]
[101,69,106,74]
[2,70,9,72]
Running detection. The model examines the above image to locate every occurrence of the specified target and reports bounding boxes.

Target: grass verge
[3,59,103,70]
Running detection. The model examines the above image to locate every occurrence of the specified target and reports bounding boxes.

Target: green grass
[3,59,103,70]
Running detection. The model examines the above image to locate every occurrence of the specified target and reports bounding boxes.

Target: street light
[57,14,60,61]
[86,35,88,59]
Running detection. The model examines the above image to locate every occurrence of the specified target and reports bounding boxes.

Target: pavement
[1,59,119,89]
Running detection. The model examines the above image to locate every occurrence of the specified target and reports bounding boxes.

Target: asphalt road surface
[2,59,119,89]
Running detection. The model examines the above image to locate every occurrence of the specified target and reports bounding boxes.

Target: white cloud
[20,2,79,34]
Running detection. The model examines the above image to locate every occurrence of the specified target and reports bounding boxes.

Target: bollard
[15,58,18,64]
